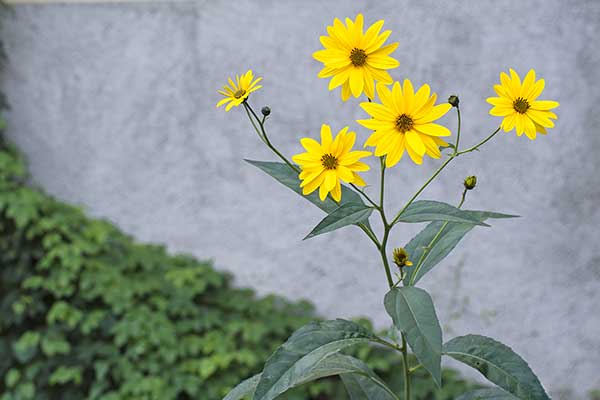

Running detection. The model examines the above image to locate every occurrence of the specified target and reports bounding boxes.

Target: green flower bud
[393,247,413,268]
[261,106,271,117]
[464,175,477,190]
[448,95,459,108]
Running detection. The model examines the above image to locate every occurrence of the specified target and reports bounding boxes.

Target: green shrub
[0,139,481,399]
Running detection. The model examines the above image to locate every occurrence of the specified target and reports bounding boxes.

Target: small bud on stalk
[261,106,271,117]
[448,95,460,108]
[464,175,477,190]
[393,247,413,269]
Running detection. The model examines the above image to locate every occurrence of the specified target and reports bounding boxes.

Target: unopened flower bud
[448,95,459,108]
[393,248,413,269]
[464,175,477,190]
[261,106,271,117]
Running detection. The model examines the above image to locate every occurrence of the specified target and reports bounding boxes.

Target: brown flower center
[513,97,530,114]
[233,89,247,99]
[395,114,414,133]
[349,48,368,67]
[321,153,339,170]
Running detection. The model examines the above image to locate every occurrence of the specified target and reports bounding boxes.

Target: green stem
[453,106,462,155]
[401,334,411,400]
[457,126,501,155]
[244,102,300,173]
[350,183,380,209]
[377,157,394,288]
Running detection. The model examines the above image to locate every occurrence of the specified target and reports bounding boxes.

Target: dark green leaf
[224,374,261,400]
[305,203,373,239]
[252,319,377,400]
[456,388,519,399]
[443,335,550,400]
[245,160,365,214]
[405,210,518,285]
[384,287,442,387]
[396,200,491,226]
[341,372,398,400]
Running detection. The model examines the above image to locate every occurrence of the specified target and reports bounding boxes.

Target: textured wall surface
[2,1,599,398]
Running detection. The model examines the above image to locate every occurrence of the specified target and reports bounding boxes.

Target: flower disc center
[349,48,368,67]
[513,97,530,114]
[233,89,247,99]
[395,114,414,133]
[321,153,339,170]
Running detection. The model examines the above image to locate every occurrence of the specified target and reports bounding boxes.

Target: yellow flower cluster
[216,14,559,202]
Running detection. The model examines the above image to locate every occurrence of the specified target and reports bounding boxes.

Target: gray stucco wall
[1,1,599,398]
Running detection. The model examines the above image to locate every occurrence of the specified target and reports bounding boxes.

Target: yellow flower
[216,70,263,111]
[357,80,452,167]
[292,124,371,202]
[313,14,399,101]
[487,69,559,139]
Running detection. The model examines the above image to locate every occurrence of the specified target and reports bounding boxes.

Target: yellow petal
[300,137,322,153]
[414,123,451,137]
[349,68,365,97]
[415,103,451,123]
[331,181,342,202]
[367,55,399,69]
[405,131,425,155]
[360,102,397,121]
[530,100,559,111]
[341,81,352,101]
[320,124,333,148]
[402,79,415,111]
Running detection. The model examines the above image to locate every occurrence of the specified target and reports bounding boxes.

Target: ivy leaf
[384,287,442,387]
[304,203,373,239]
[443,335,550,400]
[252,319,377,400]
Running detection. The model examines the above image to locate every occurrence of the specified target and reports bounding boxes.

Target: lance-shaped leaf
[252,319,377,400]
[245,160,365,214]
[384,287,442,387]
[304,203,374,239]
[225,353,398,400]
[405,210,518,285]
[443,335,550,400]
[224,374,261,400]
[341,372,399,400]
[395,200,490,226]
[456,388,519,400]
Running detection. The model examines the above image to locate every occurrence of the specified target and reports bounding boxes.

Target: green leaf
[456,388,519,399]
[341,372,398,400]
[443,335,550,400]
[252,319,377,400]
[396,201,491,226]
[304,203,373,239]
[384,287,442,387]
[224,374,261,400]
[245,160,365,214]
[225,353,398,400]
[405,210,518,285]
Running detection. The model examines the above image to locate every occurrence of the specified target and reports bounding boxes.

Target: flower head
[487,69,559,139]
[393,247,413,268]
[292,124,371,202]
[216,70,263,111]
[313,14,399,101]
[357,80,452,167]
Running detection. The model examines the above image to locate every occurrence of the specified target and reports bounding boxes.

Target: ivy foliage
[0,140,481,399]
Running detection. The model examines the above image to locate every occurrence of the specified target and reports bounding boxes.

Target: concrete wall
[2,1,599,398]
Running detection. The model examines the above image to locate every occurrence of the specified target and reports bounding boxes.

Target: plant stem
[401,334,411,400]
[244,102,300,173]
[377,157,394,288]
[457,126,501,155]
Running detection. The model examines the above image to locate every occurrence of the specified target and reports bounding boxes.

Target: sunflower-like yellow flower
[487,69,559,139]
[357,80,452,167]
[292,125,371,202]
[216,70,262,112]
[313,14,399,101]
